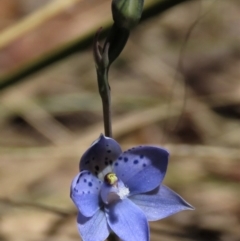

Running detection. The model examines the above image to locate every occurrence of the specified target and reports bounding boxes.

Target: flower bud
[112,0,144,29]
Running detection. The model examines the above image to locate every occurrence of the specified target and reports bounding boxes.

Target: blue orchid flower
[70,134,193,241]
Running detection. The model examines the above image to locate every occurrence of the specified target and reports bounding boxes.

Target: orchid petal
[70,171,102,217]
[80,134,122,179]
[130,185,194,221]
[105,199,149,241]
[114,146,168,194]
[77,210,110,241]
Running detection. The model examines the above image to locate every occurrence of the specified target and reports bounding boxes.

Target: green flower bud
[112,0,144,30]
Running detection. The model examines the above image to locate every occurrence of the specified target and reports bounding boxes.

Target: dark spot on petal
[124,157,128,162]
[84,179,87,183]
[88,172,91,175]
[95,171,98,175]
[99,180,101,184]
[88,191,90,194]
[105,161,108,165]
[96,187,99,190]
[143,163,147,167]
[88,182,92,187]
[106,144,109,147]
[109,160,113,165]
[76,176,81,184]
[107,150,111,153]
[115,162,118,166]
[85,160,90,164]
[118,156,122,160]
[140,155,144,159]
[134,160,139,164]
[95,165,99,171]
[82,191,85,194]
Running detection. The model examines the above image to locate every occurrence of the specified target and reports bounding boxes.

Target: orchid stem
[108,232,119,241]
[97,69,112,138]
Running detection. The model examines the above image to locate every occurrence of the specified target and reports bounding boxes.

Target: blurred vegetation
[0,0,240,241]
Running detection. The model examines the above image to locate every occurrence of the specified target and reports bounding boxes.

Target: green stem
[108,233,119,241]
[97,69,112,138]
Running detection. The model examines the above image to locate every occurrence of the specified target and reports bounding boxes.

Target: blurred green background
[0,0,240,240]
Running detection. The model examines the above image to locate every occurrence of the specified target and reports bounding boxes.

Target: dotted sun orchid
[70,134,193,241]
